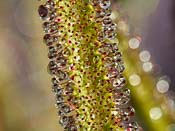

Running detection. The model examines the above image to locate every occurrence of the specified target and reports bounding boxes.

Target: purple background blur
[143,0,175,91]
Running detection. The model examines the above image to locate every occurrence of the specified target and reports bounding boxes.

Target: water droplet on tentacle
[43,34,58,46]
[47,60,57,75]
[58,104,73,116]
[38,4,56,21]
[95,8,112,20]
[98,43,118,55]
[59,116,75,128]
[38,5,49,19]
[65,125,78,131]
[52,82,63,94]
[113,52,122,61]
[114,89,130,105]
[48,46,57,59]
[42,21,58,34]
[51,78,59,90]
[56,57,67,68]
[103,26,117,40]
[115,60,125,73]
[107,65,119,78]
[90,0,100,7]
[56,70,69,83]
[56,95,65,104]
[46,0,55,7]
[126,122,141,131]
[99,0,111,9]
[112,75,126,89]
[116,106,135,121]
[102,17,113,26]
[119,121,141,131]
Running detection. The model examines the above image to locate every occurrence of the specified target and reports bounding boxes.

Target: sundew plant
[38,0,141,130]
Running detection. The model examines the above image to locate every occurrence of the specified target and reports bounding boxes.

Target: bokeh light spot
[149,107,162,120]
[129,74,141,86]
[139,50,151,62]
[142,62,153,72]
[129,37,140,49]
[156,79,169,93]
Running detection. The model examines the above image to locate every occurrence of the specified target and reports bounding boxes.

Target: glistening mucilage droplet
[38,5,48,19]
[114,89,130,105]
[42,21,58,34]
[99,0,111,9]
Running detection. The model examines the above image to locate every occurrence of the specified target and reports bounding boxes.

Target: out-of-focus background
[0,0,174,131]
